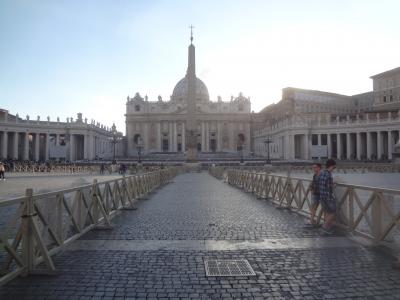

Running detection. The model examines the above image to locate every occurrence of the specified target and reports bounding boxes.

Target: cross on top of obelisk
[189,25,194,44]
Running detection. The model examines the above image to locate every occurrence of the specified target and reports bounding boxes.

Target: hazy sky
[1,0,399,133]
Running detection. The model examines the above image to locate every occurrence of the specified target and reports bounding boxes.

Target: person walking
[0,162,5,180]
[307,163,322,227]
[318,159,337,234]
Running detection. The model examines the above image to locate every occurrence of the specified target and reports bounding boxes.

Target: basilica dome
[172,76,209,101]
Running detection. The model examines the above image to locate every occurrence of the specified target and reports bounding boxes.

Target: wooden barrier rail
[0,168,178,286]
[210,167,400,245]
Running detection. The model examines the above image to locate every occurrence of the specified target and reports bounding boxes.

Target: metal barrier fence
[0,168,178,286]
[12,164,100,174]
[210,167,400,245]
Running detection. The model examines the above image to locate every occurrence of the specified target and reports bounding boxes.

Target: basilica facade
[125,36,252,157]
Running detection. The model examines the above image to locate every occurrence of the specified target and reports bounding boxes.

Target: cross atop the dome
[189,25,194,44]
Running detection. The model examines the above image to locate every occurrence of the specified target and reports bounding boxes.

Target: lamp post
[264,137,272,164]
[111,123,118,164]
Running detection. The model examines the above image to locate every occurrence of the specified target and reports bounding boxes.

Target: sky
[1,0,399,134]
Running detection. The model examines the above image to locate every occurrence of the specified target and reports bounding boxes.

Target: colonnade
[0,131,115,162]
[255,129,400,161]
[129,120,251,155]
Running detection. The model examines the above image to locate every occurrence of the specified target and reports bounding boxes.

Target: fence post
[371,192,382,242]
[21,188,34,276]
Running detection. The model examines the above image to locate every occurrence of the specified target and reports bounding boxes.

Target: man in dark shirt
[318,159,337,234]
[308,163,322,226]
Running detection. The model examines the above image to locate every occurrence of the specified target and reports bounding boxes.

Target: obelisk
[186,26,198,162]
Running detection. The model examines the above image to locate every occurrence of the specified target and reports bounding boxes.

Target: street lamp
[264,137,272,164]
[111,123,118,164]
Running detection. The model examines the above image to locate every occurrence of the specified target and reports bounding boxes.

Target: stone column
[173,122,177,152]
[84,134,89,159]
[144,123,149,153]
[304,134,310,160]
[201,122,205,152]
[169,122,173,152]
[377,131,382,160]
[205,122,210,152]
[13,132,19,159]
[327,134,332,158]
[356,132,361,160]
[1,131,8,159]
[337,133,342,160]
[45,133,49,161]
[388,130,393,160]
[23,132,29,160]
[217,122,222,151]
[229,123,235,152]
[346,133,351,160]
[88,135,94,160]
[318,134,321,146]
[34,133,40,161]
[181,122,185,152]
[69,134,75,161]
[157,122,161,152]
[366,132,372,159]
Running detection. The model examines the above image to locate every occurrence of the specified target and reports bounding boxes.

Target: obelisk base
[186,147,198,162]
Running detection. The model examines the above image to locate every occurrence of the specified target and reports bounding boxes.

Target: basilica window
[135,105,141,112]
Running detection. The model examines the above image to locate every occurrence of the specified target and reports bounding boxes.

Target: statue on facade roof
[158,95,162,102]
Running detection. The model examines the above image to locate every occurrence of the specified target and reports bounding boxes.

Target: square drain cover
[204,259,256,277]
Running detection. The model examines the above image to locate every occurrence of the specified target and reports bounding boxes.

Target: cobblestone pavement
[1,172,400,299]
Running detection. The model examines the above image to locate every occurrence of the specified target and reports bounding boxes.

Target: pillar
[327,134,332,158]
[229,123,235,151]
[337,133,342,160]
[366,132,372,159]
[377,131,382,160]
[388,131,393,160]
[44,133,49,161]
[201,122,205,152]
[181,122,185,152]
[84,134,89,159]
[303,134,309,160]
[157,122,161,152]
[23,132,29,160]
[169,122,173,152]
[13,132,18,159]
[173,122,177,152]
[34,133,40,161]
[144,122,149,153]
[356,132,361,160]
[69,134,75,161]
[1,131,8,159]
[217,122,222,151]
[346,133,351,160]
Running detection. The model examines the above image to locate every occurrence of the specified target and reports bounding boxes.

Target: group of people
[308,159,337,234]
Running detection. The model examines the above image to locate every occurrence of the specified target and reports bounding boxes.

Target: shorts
[320,197,337,214]
[311,194,320,207]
